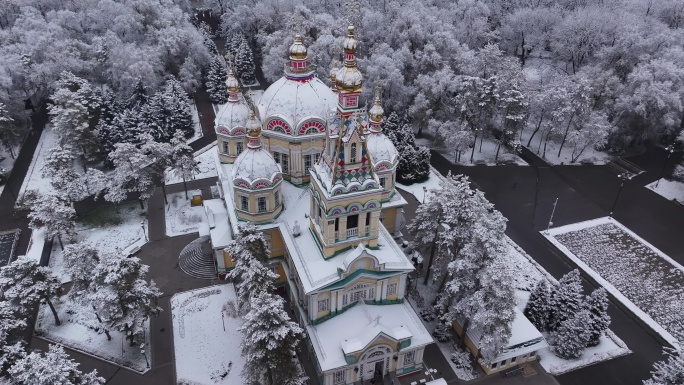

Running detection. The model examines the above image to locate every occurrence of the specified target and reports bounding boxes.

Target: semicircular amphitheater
[178,235,217,280]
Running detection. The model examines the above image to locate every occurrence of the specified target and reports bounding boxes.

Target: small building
[452,292,548,375]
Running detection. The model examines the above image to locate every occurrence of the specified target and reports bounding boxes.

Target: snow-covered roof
[366,133,398,167]
[231,147,281,185]
[215,100,250,135]
[276,182,413,293]
[257,76,336,133]
[466,291,548,362]
[307,301,433,372]
[426,379,447,385]
[203,199,233,249]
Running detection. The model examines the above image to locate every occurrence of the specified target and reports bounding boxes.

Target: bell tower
[308,26,384,258]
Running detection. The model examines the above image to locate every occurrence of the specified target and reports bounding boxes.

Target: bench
[502,367,523,378]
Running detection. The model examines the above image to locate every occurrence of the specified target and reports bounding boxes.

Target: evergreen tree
[62,243,99,301]
[179,57,201,95]
[383,113,430,184]
[549,269,584,330]
[8,344,105,385]
[27,192,77,250]
[0,300,27,370]
[42,147,80,197]
[0,256,62,326]
[206,57,229,105]
[644,348,684,385]
[48,72,102,164]
[524,279,552,331]
[236,37,256,85]
[143,79,193,142]
[126,79,148,109]
[228,32,243,60]
[86,252,162,346]
[551,309,592,359]
[585,288,611,346]
[239,292,307,385]
[227,225,277,312]
[170,130,200,199]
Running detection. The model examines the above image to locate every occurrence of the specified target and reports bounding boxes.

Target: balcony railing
[347,227,358,237]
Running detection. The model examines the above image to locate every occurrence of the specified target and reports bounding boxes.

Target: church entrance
[373,360,384,381]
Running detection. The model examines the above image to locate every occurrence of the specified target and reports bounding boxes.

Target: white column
[398,274,407,299]
[309,294,317,321]
[381,279,388,300]
[337,292,344,311]
[330,291,337,313]
[375,281,382,302]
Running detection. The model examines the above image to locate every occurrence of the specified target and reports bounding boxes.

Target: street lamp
[425,366,438,381]
[545,197,558,235]
[422,186,427,204]
[609,173,631,217]
[140,220,148,241]
[140,344,150,368]
[655,145,675,188]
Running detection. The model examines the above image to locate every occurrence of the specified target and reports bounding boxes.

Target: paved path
[429,146,683,385]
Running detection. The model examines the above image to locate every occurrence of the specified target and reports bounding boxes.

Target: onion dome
[232,111,281,184]
[330,59,340,91]
[215,71,249,136]
[335,26,363,93]
[289,35,307,60]
[368,89,385,126]
[367,131,399,167]
[226,69,240,95]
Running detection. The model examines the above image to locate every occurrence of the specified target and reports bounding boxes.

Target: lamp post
[609,173,631,217]
[425,366,438,381]
[655,145,675,188]
[422,186,427,204]
[140,220,148,241]
[140,344,150,368]
[545,198,558,235]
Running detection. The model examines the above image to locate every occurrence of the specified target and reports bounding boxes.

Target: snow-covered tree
[549,269,584,330]
[206,56,229,105]
[584,288,611,346]
[227,225,277,312]
[524,279,552,331]
[239,291,307,385]
[48,72,102,164]
[86,253,162,346]
[0,256,62,325]
[169,130,199,199]
[144,78,194,141]
[8,344,105,385]
[644,348,684,385]
[236,37,257,85]
[0,300,27,370]
[0,102,19,159]
[27,192,77,249]
[126,79,149,110]
[384,112,430,184]
[179,57,201,95]
[551,309,592,359]
[42,147,80,195]
[432,119,472,163]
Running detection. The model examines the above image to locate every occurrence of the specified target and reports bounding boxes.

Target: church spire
[285,34,314,81]
[225,53,241,103]
[335,26,363,113]
[368,85,384,134]
[245,109,262,149]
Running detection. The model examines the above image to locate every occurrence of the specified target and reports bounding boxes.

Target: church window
[380,177,386,189]
[275,190,280,206]
[335,218,339,231]
[272,152,289,174]
[347,214,359,229]
[304,154,312,175]
[403,351,415,365]
[350,143,357,163]
[318,298,330,312]
[222,141,229,154]
[333,369,346,384]
[236,141,243,155]
[240,196,249,211]
[387,283,397,296]
[258,197,267,213]
[314,152,321,163]
[342,294,348,306]
[365,212,371,226]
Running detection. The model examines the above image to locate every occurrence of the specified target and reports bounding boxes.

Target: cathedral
[206,26,432,385]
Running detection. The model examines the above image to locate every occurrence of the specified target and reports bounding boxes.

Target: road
[429,146,684,385]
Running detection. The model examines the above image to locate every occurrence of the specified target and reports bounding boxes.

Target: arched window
[350,143,357,163]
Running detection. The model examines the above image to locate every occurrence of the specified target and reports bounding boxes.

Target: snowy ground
[165,190,205,237]
[47,202,147,283]
[646,179,684,204]
[418,136,527,167]
[34,297,152,373]
[172,284,245,385]
[544,217,683,347]
[17,125,57,204]
[396,168,444,203]
[165,144,218,185]
[187,103,204,144]
[520,127,613,166]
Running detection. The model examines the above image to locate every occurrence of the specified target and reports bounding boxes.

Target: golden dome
[246,109,261,137]
[289,34,307,60]
[226,69,240,93]
[342,26,358,53]
[368,90,384,123]
[330,60,339,83]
